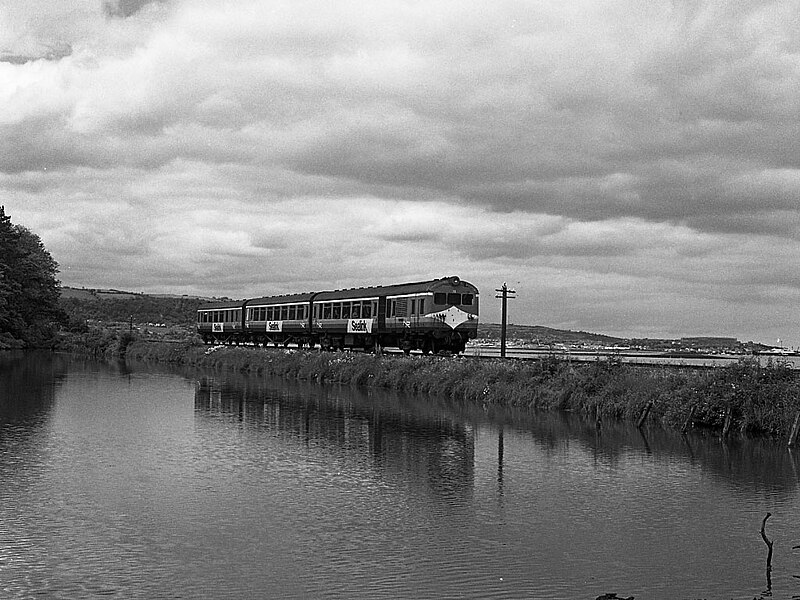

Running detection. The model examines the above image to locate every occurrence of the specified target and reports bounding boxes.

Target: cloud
[1,0,800,344]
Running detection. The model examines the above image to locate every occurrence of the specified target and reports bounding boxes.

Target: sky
[1,0,799,346]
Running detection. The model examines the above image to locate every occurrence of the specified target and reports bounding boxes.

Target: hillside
[477,323,624,346]
[59,287,216,329]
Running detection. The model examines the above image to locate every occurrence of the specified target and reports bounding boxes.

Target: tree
[0,206,65,347]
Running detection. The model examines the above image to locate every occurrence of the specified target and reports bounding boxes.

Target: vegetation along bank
[123,339,800,440]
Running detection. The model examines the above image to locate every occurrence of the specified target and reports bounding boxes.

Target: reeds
[112,338,800,437]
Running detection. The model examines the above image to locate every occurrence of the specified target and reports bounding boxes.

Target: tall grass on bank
[119,339,800,438]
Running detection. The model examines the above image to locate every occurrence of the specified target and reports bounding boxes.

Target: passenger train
[196,276,479,354]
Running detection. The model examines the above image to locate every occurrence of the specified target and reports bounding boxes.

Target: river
[1,351,799,599]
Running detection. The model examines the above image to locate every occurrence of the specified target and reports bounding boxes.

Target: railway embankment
[118,338,800,440]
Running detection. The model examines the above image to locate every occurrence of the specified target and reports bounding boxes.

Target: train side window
[362,301,371,318]
[410,299,416,315]
[341,302,351,319]
[419,299,424,314]
[462,294,473,306]
[351,302,361,318]
[371,300,378,316]
[332,303,341,319]
[288,305,296,320]
[261,307,267,320]
[434,293,446,305]
[323,303,331,319]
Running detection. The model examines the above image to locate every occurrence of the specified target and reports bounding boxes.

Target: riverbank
[118,338,800,439]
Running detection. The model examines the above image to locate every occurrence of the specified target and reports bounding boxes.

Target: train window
[434,293,446,305]
[447,293,460,305]
[323,303,331,319]
[332,303,341,319]
[351,302,360,318]
[362,301,372,318]
[261,308,267,321]
[287,305,295,320]
[410,299,416,315]
[462,294,473,306]
[419,299,424,314]
[341,302,350,319]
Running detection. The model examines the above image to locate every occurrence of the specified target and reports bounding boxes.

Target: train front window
[447,293,460,305]
[434,293,446,305]
[462,294,473,306]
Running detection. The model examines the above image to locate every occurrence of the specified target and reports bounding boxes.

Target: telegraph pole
[495,283,516,358]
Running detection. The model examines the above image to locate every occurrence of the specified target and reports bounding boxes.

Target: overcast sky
[2,0,799,345]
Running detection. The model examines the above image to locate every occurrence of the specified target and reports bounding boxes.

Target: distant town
[473,324,793,356]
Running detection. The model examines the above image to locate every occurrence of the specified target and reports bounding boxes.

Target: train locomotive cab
[386,276,479,354]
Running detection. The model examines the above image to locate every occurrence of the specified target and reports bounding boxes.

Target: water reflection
[194,375,475,502]
[4,354,800,598]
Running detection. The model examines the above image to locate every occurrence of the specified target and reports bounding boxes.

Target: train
[196,276,479,354]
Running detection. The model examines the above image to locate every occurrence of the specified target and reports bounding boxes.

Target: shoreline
[117,338,800,441]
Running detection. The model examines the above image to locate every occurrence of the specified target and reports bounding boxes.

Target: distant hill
[59,287,220,328]
[477,323,625,346]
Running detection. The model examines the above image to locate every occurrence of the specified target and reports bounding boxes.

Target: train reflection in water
[194,376,475,500]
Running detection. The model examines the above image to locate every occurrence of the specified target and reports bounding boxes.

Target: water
[2,351,799,599]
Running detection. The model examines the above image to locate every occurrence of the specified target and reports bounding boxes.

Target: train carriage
[196,300,245,344]
[244,292,315,348]
[196,276,479,354]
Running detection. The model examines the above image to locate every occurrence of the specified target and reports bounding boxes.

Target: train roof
[314,276,477,301]
[197,299,244,310]
[245,292,317,306]
[197,276,477,309]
